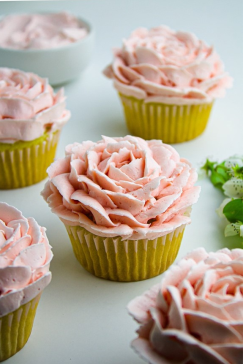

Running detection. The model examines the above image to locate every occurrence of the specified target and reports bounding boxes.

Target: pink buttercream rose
[0,203,53,317]
[104,26,232,104]
[0,68,70,143]
[128,247,243,364]
[42,135,200,240]
[0,12,88,50]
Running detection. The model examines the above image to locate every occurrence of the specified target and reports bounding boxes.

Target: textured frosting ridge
[104,26,232,104]
[128,247,243,364]
[0,68,70,143]
[0,203,53,317]
[42,135,200,240]
[0,12,88,50]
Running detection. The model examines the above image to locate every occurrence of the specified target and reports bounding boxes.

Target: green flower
[223,178,243,198]
[224,155,243,179]
[223,199,243,237]
[202,155,243,238]
[225,221,243,237]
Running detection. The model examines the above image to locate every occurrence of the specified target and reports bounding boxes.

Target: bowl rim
[0,11,94,53]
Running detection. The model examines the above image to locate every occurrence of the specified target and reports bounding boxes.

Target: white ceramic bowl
[0,16,94,85]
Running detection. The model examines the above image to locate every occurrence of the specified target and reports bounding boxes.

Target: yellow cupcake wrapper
[65,225,185,282]
[0,293,41,362]
[119,93,213,143]
[0,130,60,189]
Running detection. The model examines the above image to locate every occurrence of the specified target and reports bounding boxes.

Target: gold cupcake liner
[0,293,41,362]
[0,130,60,189]
[119,93,213,143]
[65,225,185,282]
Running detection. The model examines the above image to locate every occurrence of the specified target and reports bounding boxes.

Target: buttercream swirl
[0,68,70,143]
[104,26,232,104]
[42,135,200,240]
[128,247,243,364]
[0,203,53,317]
[0,12,88,50]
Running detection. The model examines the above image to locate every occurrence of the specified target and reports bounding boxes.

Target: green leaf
[215,166,231,182]
[210,170,227,189]
[223,199,243,223]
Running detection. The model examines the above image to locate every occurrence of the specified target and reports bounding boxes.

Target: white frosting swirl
[128,248,243,364]
[0,203,53,317]
[0,12,88,50]
[0,68,70,143]
[42,135,200,240]
[104,26,232,105]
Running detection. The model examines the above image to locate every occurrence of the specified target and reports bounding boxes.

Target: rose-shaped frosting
[42,135,200,240]
[0,203,53,317]
[104,26,232,105]
[128,247,243,364]
[0,68,70,143]
[0,12,88,50]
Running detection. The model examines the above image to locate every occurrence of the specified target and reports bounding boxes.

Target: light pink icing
[0,68,70,143]
[128,247,243,364]
[0,203,53,317]
[42,135,200,240]
[104,26,232,105]
[0,12,88,50]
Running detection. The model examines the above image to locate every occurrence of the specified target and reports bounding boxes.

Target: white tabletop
[0,1,242,363]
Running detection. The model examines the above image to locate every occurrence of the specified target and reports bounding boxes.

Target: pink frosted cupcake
[0,202,53,361]
[128,247,243,364]
[104,26,232,143]
[42,135,200,281]
[0,68,70,189]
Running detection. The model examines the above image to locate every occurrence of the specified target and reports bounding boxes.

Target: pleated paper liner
[119,93,213,143]
[65,224,185,282]
[0,293,41,362]
[0,130,60,189]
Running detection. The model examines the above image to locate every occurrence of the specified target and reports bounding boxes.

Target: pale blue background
[0,1,242,364]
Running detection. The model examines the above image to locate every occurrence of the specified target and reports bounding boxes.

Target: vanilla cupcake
[0,203,53,361]
[42,135,200,281]
[0,68,70,189]
[128,247,243,364]
[104,26,232,143]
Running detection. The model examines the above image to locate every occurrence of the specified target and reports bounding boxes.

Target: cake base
[65,225,185,282]
[119,93,213,144]
[0,130,60,189]
[0,293,41,362]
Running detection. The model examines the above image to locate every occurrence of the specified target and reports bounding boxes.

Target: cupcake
[104,26,232,143]
[0,202,53,361]
[42,135,200,281]
[0,68,70,189]
[128,247,243,364]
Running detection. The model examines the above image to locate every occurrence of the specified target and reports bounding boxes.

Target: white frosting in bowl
[0,13,94,85]
[0,12,88,50]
